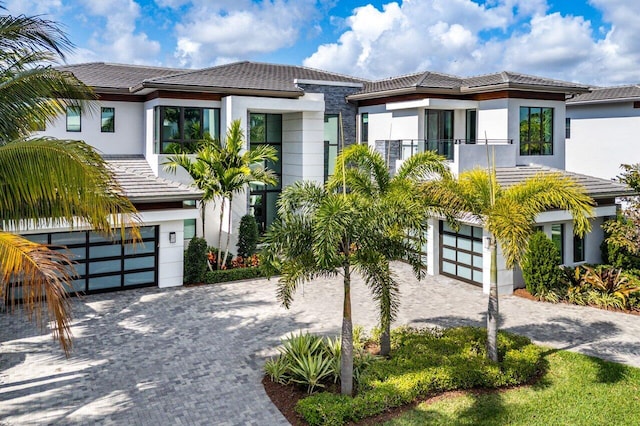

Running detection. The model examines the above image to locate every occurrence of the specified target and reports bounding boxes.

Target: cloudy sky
[8,0,640,85]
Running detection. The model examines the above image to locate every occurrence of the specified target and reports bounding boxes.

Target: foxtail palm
[329,144,451,356]
[426,167,593,361]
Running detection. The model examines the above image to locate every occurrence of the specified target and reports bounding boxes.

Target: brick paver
[1,262,639,425]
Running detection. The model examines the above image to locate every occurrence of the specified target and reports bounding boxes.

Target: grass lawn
[384,350,640,425]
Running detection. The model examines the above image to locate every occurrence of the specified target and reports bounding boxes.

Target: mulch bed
[513,288,640,316]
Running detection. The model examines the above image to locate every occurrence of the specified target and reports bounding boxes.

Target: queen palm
[426,167,593,361]
[0,10,139,355]
[328,144,451,356]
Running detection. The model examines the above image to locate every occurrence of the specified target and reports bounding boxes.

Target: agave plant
[288,352,334,394]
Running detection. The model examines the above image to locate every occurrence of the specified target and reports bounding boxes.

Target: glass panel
[163,107,180,140]
[265,192,279,231]
[542,108,553,142]
[529,107,541,142]
[249,113,265,143]
[442,221,455,233]
[573,234,585,262]
[457,225,472,237]
[24,234,48,244]
[124,271,155,286]
[326,143,338,179]
[361,113,368,142]
[543,142,553,155]
[51,232,86,246]
[266,114,282,143]
[66,106,81,132]
[442,234,456,247]
[90,244,121,258]
[443,248,456,261]
[466,109,477,142]
[88,275,120,290]
[426,110,438,141]
[324,115,338,145]
[154,107,160,153]
[184,219,196,240]
[90,259,121,274]
[71,279,86,292]
[472,227,483,238]
[458,252,472,265]
[72,263,86,276]
[62,246,86,260]
[458,238,472,251]
[124,241,155,255]
[442,110,453,140]
[458,266,472,280]
[266,145,282,176]
[551,224,564,262]
[442,261,456,274]
[101,107,115,132]
[184,107,201,140]
[138,227,156,239]
[124,256,155,271]
[473,255,483,267]
[473,240,483,254]
[203,108,220,140]
[473,270,483,283]
[90,232,121,243]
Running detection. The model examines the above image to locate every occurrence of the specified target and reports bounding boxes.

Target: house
[349,71,632,294]
[566,85,640,180]
[30,62,632,296]
[29,62,365,294]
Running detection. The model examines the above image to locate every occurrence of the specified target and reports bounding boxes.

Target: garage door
[24,226,158,295]
[440,221,483,286]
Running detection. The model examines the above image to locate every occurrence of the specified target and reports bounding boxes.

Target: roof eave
[131,82,304,98]
[461,83,590,94]
[347,86,459,101]
[127,193,202,203]
[567,97,640,106]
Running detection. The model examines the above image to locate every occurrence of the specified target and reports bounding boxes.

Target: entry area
[440,221,483,286]
[24,226,158,294]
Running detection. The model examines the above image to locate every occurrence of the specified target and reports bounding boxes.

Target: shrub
[601,215,640,269]
[264,356,289,384]
[237,215,259,258]
[582,266,640,309]
[521,232,564,297]
[184,237,208,284]
[203,267,267,284]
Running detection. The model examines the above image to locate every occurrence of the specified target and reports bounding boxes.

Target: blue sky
[7,0,640,85]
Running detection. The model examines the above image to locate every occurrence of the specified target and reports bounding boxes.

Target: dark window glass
[425,109,454,160]
[66,106,81,132]
[154,106,220,153]
[565,117,571,139]
[551,224,564,263]
[573,233,585,262]
[324,114,339,181]
[360,113,368,143]
[184,219,196,240]
[465,109,477,143]
[101,107,115,132]
[520,106,553,155]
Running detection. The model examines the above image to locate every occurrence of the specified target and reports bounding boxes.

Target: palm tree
[0,9,138,355]
[211,120,277,268]
[328,144,451,356]
[426,167,593,361]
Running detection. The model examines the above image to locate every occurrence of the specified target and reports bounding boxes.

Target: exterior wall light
[169,232,176,244]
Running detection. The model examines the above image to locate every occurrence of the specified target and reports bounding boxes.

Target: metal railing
[375,138,514,165]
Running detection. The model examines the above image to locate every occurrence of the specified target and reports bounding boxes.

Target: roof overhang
[130,82,304,98]
[386,98,478,111]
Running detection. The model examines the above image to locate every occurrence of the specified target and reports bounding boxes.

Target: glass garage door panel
[440,221,483,286]
[124,271,155,286]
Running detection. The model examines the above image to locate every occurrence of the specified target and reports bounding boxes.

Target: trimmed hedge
[521,231,564,297]
[296,326,545,426]
[184,237,208,284]
[203,266,269,284]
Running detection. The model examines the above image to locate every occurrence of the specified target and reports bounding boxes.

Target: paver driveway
[2,262,640,425]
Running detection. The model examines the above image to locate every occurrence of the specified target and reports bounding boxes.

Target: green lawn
[384,350,640,425]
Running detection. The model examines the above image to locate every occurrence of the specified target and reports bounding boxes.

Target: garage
[439,221,483,286]
[24,226,158,295]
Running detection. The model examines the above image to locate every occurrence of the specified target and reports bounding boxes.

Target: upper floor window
[153,106,220,153]
[519,106,553,155]
[101,107,115,133]
[465,109,477,143]
[66,106,81,132]
[360,113,368,143]
[565,117,571,139]
[324,114,339,181]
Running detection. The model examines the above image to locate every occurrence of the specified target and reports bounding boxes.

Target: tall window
[324,114,339,181]
[551,224,564,263]
[573,234,585,262]
[66,106,81,132]
[101,107,115,132]
[153,106,220,153]
[565,117,571,139]
[249,113,282,233]
[360,113,368,143]
[465,109,477,143]
[520,106,553,155]
[425,109,454,159]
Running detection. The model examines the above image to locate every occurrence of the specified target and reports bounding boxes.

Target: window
[249,113,282,233]
[425,109,454,160]
[360,113,368,143]
[465,109,477,143]
[565,117,571,139]
[153,106,220,153]
[101,107,115,132]
[184,219,196,240]
[66,106,81,132]
[324,114,339,181]
[520,106,553,155]
[573,233,585,262]
[551,224,564,263]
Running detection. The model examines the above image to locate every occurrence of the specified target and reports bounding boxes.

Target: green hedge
[203,266,269,284]
[296,327,545,426]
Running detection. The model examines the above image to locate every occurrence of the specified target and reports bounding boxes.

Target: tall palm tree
[328,144,451,356]
[0,9,139,355]
[426,167,593,361]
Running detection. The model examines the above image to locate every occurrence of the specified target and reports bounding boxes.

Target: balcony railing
[375,139,513,163]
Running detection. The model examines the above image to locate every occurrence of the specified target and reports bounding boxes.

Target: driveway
[2,262,640,425]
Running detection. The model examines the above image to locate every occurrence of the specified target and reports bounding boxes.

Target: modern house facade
[566,85,640,180]
[30,62,632,295]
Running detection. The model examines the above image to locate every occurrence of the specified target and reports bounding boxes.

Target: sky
[7,0,640,86]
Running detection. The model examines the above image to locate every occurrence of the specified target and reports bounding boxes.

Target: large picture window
[520,106,553,155]
[154,106,220,153]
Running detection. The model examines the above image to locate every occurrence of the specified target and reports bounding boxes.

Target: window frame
[153,106,220,154]
[573,233,585,263]
[324,114,340,182]
[519,106,554,156]
[360,112,368,143]
[551,224,564,263]
[66,106,81,132]
[101,107,115,133]
[565,117,571,139]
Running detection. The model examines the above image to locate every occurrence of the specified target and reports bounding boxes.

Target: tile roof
[136,61,365,94]
[58,62,184,91]
[494,165,633,199]
[567,85,640,104]
[104,155,202,202]
[352,70,589,98]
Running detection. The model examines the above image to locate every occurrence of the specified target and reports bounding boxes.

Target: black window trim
[101,106,115,133]
[154,105,220,153]
[519,106,554,156]
[66,106,81,132]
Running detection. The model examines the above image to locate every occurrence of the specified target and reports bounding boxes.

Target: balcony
[374,139,515,175]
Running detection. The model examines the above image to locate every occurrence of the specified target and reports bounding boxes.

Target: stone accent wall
[374,139,401,175]
[297,83,360,148]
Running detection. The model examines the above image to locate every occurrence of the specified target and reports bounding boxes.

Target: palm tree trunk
[217,198,225,269]
[380,321,391,357]
[200,200,207,238]
[341,261,354,396]
[487,235,499,362]
[223,197,233,268]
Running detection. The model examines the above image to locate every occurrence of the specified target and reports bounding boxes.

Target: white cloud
[4,0,62,15]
